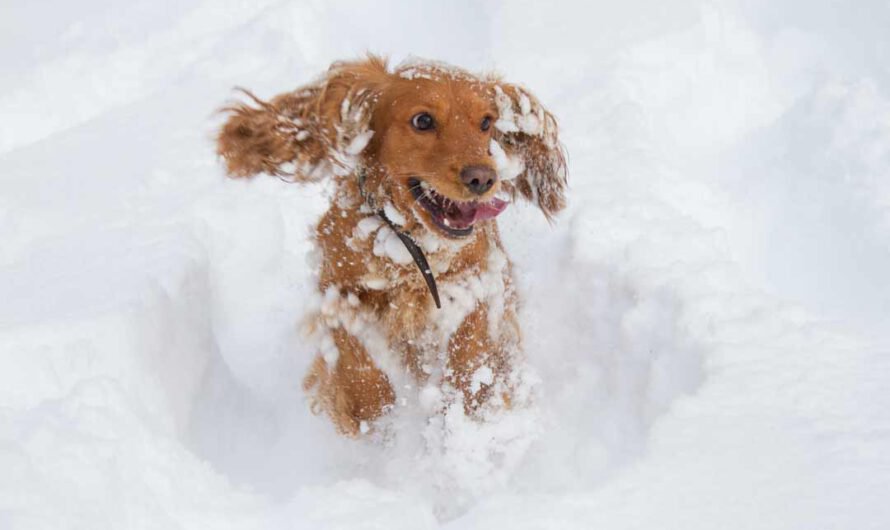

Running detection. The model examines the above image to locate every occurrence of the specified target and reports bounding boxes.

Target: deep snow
[1,0,889,528]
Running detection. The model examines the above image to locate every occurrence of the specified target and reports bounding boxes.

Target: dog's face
[370,75,507,238]
[217,57,567,239]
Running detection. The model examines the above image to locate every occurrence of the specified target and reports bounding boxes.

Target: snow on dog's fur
[216,55,566,437]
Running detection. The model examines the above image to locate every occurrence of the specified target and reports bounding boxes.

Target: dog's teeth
[443,218,451,227]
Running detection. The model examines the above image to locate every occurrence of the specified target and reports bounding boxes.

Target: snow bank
[1,0,888,528]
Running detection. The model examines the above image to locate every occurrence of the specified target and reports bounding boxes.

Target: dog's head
[217,56,567,238]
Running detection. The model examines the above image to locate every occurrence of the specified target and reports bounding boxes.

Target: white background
[1,1,889,528]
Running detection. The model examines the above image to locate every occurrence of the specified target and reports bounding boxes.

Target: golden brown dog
[216,56,566,436]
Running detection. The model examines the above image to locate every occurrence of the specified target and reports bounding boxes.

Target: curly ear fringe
[216,87,323,182]
[491,84,568,220]
[513,131,568,220]
[216,54,390,182]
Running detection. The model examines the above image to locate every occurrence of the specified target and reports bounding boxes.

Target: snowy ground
[2,1,889,528]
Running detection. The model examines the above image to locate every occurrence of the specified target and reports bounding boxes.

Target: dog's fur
[216,56,566,436]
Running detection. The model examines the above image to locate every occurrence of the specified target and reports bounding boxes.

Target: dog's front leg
[303,327,395,436]
[445,303,512,414]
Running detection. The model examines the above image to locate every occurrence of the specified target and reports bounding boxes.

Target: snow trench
[2,0,889,528]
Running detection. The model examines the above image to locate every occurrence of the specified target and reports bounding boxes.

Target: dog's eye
[481,116,492,132]
[411,112,435,131]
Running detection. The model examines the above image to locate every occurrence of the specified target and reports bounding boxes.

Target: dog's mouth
[408,178,508,237]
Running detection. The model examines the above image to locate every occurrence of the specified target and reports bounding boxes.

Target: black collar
[357,167,441,309]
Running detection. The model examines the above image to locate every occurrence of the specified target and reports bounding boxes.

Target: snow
[344,130,374,156]
[493,85,542,136]
[2,0,889,528]
[372,225,414,265]
[489,139,524,182]
[382,203,407,227]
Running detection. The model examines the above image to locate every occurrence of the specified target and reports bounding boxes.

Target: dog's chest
[315,202,515,344]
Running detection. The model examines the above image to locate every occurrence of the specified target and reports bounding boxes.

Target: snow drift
[1,0,889,528]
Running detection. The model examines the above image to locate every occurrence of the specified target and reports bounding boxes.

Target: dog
[216,55,566,436]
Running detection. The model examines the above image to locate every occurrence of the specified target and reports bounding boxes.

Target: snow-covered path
[2,1,889,528]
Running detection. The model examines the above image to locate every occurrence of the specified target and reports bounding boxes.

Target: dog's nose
[460,166,497,195]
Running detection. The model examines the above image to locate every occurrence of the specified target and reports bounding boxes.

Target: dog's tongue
[446,198,509,228]
[472,197,509,221]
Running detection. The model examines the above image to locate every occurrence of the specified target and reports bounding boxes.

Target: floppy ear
[216,56,389,181]
[489,83,567,219]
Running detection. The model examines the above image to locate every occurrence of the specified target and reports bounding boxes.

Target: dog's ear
[489,82,567,219]
[216,56,389,180]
